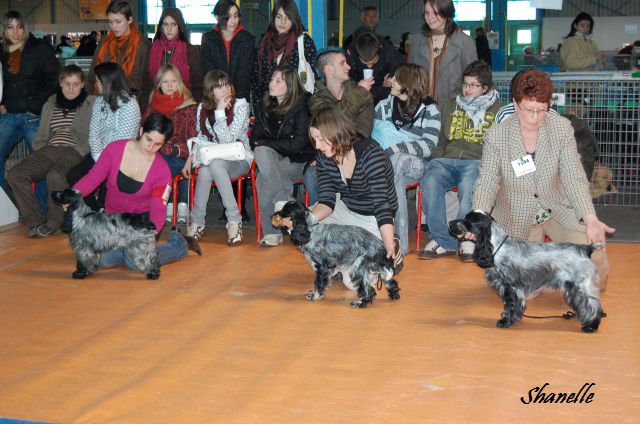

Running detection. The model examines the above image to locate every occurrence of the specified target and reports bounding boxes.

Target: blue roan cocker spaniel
[449,210,604,332]
[271,201,401,308]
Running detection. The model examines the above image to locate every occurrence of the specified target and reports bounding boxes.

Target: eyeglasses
[461,82,484,89]
[518,105,549,115]
[162,22,178,28]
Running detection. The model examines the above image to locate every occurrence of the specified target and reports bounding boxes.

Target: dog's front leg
[72,253,98,279]
[306,263,329,301]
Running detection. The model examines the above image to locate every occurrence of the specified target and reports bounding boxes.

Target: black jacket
[346,35,403,105]
[250,94,314,163]
[201,29,255,101]
[1,34,59,114]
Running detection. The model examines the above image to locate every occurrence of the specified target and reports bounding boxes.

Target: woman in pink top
[73,113,201,271]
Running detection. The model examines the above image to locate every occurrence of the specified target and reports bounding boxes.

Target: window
[453,1,486,22]
[190,33,203,45]
[147,0,163,25]
[517,29,532,44]
[176,0,218,25]
[507,1,537,20]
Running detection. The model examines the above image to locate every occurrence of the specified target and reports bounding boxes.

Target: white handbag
[190,105,247,165]
[297,33,315,93]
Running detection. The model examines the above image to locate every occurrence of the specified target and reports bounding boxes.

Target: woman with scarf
[418,60,501,261]
[409,0,476,106]
[201,0,255,101]
[251,0,317,106]
[7,65,95,237]
[372,63,441,255]
[87,0,151,110]
[149,8,203,102]
[142,64,197,208]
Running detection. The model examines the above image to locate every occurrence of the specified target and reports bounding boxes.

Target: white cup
[363,69,373,79]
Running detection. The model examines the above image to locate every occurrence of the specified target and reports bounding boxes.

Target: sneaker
[27,225,42,238]
[187,223,205,240]
[32,224,57,238]
[458,240,475,263]
[178,229,202,256]
[418,240,455,260]
[166,203,174,222]
[226,220,242,246]
[260,233,283,247]
[177,202,188,224]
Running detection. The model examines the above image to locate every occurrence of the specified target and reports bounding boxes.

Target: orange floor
[0,222,638,424]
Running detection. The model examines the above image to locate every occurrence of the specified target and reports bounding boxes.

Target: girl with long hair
[251,0,317,104]
[149,8,203,101]
[560,12,605,71]
[250,67,314,247]
[182,70,252,245]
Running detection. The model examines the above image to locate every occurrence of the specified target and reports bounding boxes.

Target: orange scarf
[151,92,185,116]
[96,24,142,77]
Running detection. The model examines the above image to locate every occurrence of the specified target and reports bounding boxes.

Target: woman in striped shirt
[309,106,401,265]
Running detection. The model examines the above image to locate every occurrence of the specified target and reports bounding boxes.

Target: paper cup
[363,69,373,79]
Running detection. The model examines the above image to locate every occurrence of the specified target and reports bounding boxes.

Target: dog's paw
[306,289,323,301]
[581,319,600,333]
[387,287,401,300]
[72,270,89,279]
[146,269,160,280]
[496,317,513,328]
[350,298,373,308]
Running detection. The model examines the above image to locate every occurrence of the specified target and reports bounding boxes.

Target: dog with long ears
[271,201,401,308]
[52,189,160,280]
[449,210,604,332]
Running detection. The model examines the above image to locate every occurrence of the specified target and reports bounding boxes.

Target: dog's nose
[448,219,467,236]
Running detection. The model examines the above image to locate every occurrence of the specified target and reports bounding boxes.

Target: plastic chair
[170,163,253,228]
[251,162,309,241]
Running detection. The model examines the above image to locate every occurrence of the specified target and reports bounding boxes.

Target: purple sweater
[74,139,171,232]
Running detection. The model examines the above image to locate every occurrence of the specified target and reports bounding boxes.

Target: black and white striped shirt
[316,138,398,227]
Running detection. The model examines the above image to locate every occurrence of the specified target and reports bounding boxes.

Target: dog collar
[492,235,509,258]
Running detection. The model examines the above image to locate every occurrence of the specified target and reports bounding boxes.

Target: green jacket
[308,80,374,137]
[432,98,502,160]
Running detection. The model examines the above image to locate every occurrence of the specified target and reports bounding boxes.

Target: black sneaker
[458,240,475,263]
[418,240,455,260]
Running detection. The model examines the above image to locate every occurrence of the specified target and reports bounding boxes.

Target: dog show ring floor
[0,222,638,423]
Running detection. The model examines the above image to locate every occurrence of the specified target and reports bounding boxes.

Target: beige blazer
[473,113,595,239]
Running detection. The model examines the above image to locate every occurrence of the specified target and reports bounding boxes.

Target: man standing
[344,6,378,49]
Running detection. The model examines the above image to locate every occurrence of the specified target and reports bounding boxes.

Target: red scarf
[151,92,185,116]
[257,30,298,78]
[214,25,245,65]
[96,24,142,78]
[148,34,190,87]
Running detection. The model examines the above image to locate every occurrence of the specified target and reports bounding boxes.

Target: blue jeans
[0,112,40,189]
[162,154,188,204]
[420,158,480,251]
[390,153,427,254]
[99,230,188,270]
[303,163,319,205]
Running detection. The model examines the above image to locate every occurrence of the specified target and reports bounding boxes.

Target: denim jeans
[389,153,427,254]
[191,159,250,225]
[99,230,188,270]
[303,163,319,205]
[0,112,40,189]
[420,158,480,251]
[162,154,188,204]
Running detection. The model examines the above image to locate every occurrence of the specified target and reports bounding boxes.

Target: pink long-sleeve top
[74,139,172,232]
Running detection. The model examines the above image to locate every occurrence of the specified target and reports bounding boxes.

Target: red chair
[251,162,309,241]
[406,182,423,250]
[170,164,253,228]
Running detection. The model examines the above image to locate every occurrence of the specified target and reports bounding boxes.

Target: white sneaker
[166,203,174,222]
[177,202,188,224]
[458,240,475,263]
[226,220,243,246]
[260,233,283,247]
[187,223,205,240]
[418,239,455,260]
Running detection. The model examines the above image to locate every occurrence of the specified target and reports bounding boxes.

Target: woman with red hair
[87,0,151,110]
[473,70,613,290]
